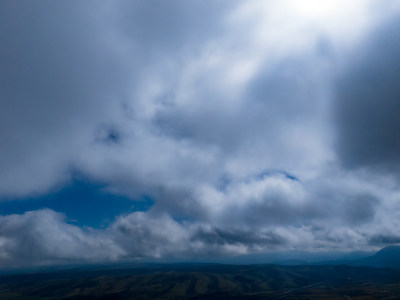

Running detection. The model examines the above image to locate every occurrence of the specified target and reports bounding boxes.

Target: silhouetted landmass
[1,246,400,299]
[354,245,400,269]
[1,263,400,299]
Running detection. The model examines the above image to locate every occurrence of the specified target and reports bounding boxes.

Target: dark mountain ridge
[1,263,400,299]
[0,247,400,299]
[353,245,400,268]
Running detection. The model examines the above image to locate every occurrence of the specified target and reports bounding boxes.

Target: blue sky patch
[0,181,153,228]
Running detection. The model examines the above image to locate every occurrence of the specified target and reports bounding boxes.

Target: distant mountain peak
[358,245,400,268]
[376,245,400,254]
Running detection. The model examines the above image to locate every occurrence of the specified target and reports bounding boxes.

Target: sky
[1,0,400,268]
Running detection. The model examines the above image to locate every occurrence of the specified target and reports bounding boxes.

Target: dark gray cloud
[334,18,400,170]
[191,227,286,248]
[342,194,378,225]
[113,0,236,54]
[368,234,400,246]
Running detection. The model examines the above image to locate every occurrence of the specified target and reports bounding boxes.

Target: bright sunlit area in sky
[293,0,350,18]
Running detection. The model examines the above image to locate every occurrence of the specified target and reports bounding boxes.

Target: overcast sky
[1,0,400,268]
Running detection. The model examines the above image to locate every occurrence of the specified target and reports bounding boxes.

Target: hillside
[355,245,400,269]
[1,263,400,299]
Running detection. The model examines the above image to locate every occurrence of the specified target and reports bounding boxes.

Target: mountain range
[1,246,400,299]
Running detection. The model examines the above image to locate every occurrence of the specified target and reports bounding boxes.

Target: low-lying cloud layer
[1,0,400,267]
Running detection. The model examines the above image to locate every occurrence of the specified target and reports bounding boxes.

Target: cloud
[334,17,400,170]
[0,1,130,198]
[0,207,392,267]
[1,0,400,266]
[0,209,124,267]
[368,234,400,246]
[0,0,341,199]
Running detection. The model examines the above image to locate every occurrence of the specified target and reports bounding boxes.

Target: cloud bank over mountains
[1,0,400,267]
